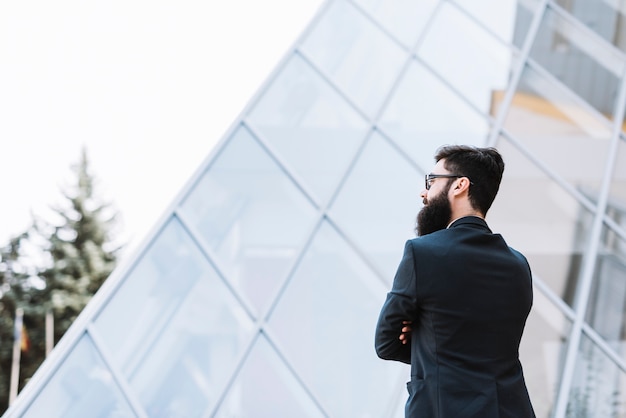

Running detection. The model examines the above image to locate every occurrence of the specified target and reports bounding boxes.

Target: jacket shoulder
[407,229,455,251]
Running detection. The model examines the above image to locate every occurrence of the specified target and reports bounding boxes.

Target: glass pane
[502,64,613,200]
[417,1,515,113]
[529,6,626,120]
[178,126,319,315]
[451,0,540,48]
[93,218,255,417]
[300,0,407,117]
[23,334,136,418]
[329,131,422,281]
[610,137,626,225]
[390,394,406,418]
[554,0,626,55]
[247,55,369,205]
[567,333,626,417]
[585,224,626,345]
[267,221,408,417]
[488,137,595,307]
[519,287,572,418]
[215,335,325,418]
[352,0,439,48]
[378,59,490,172]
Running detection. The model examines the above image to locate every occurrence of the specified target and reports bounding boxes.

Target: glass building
[4,0,626,416]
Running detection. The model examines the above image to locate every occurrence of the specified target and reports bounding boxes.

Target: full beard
[416,187,452,236]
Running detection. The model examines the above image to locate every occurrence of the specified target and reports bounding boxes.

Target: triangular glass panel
[328,131,422,280]
[22,333,137,418]
[178,126,319,316]
[417,1,515,114]
[378,59,490,172]
[214,335,325,418]
[352,0,439,48]
[92,217,255,417]
[247,54,370,205]
[267,221,407,417]
[300,0,408,118]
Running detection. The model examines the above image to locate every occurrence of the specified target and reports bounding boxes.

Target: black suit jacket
[375,216,535,418]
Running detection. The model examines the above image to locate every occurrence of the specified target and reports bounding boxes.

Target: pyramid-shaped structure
[5,0,626,417]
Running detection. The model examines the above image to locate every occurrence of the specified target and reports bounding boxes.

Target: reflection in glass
[553,0,626,55]
[215,335,325,418]
[300,0,407,117]
[511,0,542,49]
[179,127,319,315]
[378,59,490,172]
[329,132,422,281]
[23,334,136,418]
[519,287,571,418]
[353,0,439,48]
[567,334,626,417]
[488,137,594,306]
[247,55,369,205]
[502,64,612,198]
[267,221,407,417]
[452,0,537,47]
[530,6,625,119]
[94,218,254,417]
[585,224,626,348]
[417,1,514,113]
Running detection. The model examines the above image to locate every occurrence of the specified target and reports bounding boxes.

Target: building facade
[4,0,626,417]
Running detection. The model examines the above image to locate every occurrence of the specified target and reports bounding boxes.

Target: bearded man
[375,145,535,418]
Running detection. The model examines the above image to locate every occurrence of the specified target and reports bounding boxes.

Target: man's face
[416,160,453,236]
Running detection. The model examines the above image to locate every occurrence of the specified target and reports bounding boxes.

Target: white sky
[0,0,323,259]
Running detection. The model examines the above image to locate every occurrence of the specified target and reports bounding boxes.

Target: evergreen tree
[38,147,120,343]
[0,148,120,414]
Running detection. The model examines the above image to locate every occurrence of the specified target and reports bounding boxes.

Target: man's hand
[399,320,412,345]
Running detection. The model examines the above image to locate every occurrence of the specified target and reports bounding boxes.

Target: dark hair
[434,145,505,215]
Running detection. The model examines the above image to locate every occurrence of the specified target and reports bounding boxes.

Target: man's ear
[452,177,471,195]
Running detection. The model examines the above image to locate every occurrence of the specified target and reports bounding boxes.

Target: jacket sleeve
[375,240,418,364]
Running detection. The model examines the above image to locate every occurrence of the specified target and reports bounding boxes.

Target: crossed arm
[374,240,418,364]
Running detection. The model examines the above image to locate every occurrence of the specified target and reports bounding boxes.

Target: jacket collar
[447,216,490,231]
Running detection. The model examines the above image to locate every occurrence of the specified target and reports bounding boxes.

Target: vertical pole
[45,308,54,356]
[9,307,23,405]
